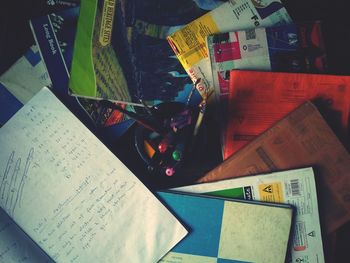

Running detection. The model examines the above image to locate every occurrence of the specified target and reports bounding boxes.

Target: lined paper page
[0,87,187,263]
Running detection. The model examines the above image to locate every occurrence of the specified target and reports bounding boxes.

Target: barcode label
[290,179,301,196]
[245,29,256,40]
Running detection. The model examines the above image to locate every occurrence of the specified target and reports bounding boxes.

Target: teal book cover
[157,191,293,263]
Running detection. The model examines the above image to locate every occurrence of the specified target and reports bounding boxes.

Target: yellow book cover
[167,0,292,98]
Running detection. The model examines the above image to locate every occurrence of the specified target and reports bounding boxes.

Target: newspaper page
[172,167,325,263]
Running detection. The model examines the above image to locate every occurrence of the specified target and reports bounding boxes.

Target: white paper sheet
[0,45,51,104]
[0,87,187,263]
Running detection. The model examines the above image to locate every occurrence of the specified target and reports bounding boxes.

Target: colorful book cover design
[167,0,292,98]
[208,21,327,101]
[30,6,135,137]
[70,0,224,105]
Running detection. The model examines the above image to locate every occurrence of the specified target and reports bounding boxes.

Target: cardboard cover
[198,101,350,233]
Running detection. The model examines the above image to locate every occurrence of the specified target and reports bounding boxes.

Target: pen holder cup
[134,101,206,180]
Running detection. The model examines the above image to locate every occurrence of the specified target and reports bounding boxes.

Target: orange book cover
[199,102,350,233]
[223,70,350,159]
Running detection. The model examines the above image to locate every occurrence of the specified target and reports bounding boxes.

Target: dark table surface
[1,0,350,262]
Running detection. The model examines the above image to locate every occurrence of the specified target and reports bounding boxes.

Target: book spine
[30,16,69,93]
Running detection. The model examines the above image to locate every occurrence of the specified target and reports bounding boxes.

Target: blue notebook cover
[157,191,293,263]
[0,83,23,126]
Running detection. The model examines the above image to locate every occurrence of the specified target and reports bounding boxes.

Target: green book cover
[69,0,225,105]
[69,0,137,104]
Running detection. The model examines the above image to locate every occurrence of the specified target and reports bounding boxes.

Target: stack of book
[165,1,350,262]
[0,1,349,263]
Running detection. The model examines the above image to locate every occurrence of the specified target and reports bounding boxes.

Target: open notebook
[0,87,187,263]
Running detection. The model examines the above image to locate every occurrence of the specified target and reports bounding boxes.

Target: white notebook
[0,87,187,263]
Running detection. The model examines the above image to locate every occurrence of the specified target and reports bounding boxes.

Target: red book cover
[223,70,350,159]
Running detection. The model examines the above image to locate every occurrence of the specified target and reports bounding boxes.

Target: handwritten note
[0,208,52,263]
[0,87,187,263]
